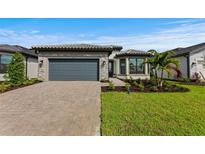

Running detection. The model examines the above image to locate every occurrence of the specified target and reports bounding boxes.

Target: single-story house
[162,42,205,80]
[31,44,152,81]
[109,49,151,80]
[0,44,38,81]
[32,44,122,81]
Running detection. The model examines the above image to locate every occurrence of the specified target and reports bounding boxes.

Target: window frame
[0,54,13,74]
[119,58,126,75]
[129,57,145,74]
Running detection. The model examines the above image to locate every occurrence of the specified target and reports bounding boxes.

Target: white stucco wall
[27,57,38,79]
[190,49,205,79]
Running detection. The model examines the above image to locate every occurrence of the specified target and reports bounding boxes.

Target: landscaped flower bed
[0,78,41,94]
[101,79,190,92]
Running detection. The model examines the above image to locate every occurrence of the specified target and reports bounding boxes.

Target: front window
[129,57,145,74]
[120,59,126,74]
[0,54,13,73]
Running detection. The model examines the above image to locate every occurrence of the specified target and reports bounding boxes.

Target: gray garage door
[49,59,99,81]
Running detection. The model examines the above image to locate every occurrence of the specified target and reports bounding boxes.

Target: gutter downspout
[187,54,190,78]
[25,56,28,79]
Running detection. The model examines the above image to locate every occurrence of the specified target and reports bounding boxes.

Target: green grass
[101,83,205,136]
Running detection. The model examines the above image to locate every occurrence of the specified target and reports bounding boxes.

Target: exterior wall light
[102,60,106,65]
[39,60,43,67]
[191,62,196,67]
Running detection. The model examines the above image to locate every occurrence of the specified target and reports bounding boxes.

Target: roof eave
[172,53,189,58]
[32,47,114,52]
[115,53,151,58]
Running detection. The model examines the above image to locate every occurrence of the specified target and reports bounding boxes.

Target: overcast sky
[0,18,205,51]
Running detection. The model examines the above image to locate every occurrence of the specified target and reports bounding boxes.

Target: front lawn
[101,83,205,135]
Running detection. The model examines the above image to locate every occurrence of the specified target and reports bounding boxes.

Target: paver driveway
[0,81,101,136]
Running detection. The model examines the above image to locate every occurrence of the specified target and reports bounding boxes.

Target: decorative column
[116,59,120,75]
[145,63,148,75]
[126,57,129,76]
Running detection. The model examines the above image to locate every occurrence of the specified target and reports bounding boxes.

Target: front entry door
[109,61,114,77]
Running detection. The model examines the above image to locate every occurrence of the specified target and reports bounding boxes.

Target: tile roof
[172,42,205,57]
[115,49,151,57]
[32,44,123,51]
[0,44,37,57]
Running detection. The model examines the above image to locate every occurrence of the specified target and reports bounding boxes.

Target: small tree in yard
[146,49,160,80]
[146,50,181,87]
[4,52,25,85]
[157,50,181,87]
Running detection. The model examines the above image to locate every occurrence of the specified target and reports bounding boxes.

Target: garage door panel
[49,59,99,81]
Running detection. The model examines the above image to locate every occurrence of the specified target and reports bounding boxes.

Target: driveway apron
[0,81,101,136]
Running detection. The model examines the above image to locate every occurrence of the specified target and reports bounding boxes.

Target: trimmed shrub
[125,83,131,93]
[150,86,158,92]
[0,83,11,93]
[138,82,145,92]
[183,77,191,83]
[108,81,115,90]
[5,53,25,85]
[22,78,39,86]
[133,81,138,86]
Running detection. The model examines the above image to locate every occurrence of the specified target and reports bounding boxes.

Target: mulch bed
[101,85,190,92]
[177,81,205,86]
[164,79,205,86]
[102,79,190,93]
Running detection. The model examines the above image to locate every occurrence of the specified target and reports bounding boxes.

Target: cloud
[78,33,95,38]
[0,29,70,47]
[1,20,205,51]
[82,21,205,51]
[160,19,204,25]
[30,30,40,34]
[0,29,16,37]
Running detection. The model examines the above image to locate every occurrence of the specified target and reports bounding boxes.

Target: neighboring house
[0,44,38,81]
[162,42,205,80]
[32,44,122,81]
[109,49,151,80]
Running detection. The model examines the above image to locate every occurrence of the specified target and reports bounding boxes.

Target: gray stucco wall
[38,51,109,81]
[27,57,38,79]
[161,56,188,79]
[178,56,188,78]
[190,49,205,79]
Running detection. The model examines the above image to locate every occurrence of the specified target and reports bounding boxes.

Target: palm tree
[146,49,160,80]
[157,50,181,87]
[146,50,181,87]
